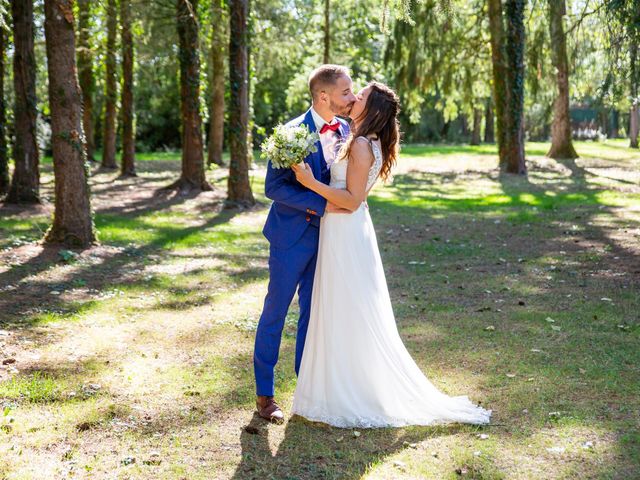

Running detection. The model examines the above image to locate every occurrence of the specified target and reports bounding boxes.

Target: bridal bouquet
[261,124,320,169]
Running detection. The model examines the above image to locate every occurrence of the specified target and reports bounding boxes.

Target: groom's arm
[265,160,327,217]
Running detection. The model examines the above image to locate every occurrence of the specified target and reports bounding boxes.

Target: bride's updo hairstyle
[340,81,400,182]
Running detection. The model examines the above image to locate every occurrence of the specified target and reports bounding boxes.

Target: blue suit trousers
[253,223,319,396]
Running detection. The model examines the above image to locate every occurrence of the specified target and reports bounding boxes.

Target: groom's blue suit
[254,108,350,397]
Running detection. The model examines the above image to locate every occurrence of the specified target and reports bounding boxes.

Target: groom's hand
[326,202,352,214]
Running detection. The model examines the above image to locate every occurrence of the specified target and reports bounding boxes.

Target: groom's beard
[331,100,354,118]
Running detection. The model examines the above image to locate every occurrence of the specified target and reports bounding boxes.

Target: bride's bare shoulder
[349,137,375,167]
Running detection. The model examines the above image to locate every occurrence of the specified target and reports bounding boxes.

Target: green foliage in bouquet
[261,124,320,169]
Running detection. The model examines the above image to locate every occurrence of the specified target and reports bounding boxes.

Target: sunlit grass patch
[0,371,62,403]
[0,362,105,405]
[0,217,50,249]
[23,300,102,326]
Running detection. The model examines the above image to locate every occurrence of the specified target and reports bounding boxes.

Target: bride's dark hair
[339,81,400,182]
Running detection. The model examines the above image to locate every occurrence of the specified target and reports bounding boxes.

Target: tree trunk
[631,104,639,148]
[167,0,212,193]
[487,0,508,157]
[503,0,526,174]
[120,0,136,176]
[102,0,118,169]
[77,0,96,162]
[460,114,469,137]
[484,96,495,143]
[547,0,578,159]
[247,9,254,170]
[610,109,619,138]
[227,0,255,205]
[323,0,330,64]
[0,21,9,196]
[43,0,96,247]
[7,0,40,203]
[440,119,450,140]
[630,34,639,148]
[471,107,482,145]
[208,0,226,167]
[488,0,526,174]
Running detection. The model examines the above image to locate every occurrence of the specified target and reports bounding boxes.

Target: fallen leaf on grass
[76,421,97,432]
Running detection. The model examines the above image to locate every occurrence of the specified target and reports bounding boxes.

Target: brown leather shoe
[256,395,284,424]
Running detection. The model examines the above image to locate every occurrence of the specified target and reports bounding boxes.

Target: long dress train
[291,138,492,428]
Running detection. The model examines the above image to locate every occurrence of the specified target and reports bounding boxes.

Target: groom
[254,65,357,422]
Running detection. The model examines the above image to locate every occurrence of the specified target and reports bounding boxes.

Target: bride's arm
[292,138,373,212]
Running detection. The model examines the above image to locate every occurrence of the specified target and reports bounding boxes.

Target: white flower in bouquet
[261,124,320,169]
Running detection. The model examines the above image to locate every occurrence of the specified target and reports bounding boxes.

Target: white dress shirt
[310,106,343,167]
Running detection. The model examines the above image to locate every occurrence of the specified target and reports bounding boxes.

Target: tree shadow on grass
[0,205,247,328]
[364,157,639,477]
[2,151,638,477]
[232,413,470,480]
[228,347,476,480]
[498,155,640,272]
[0,161,238,312]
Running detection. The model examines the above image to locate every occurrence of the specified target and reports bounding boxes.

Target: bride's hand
[326,202,352,214]
[292,162,316,188]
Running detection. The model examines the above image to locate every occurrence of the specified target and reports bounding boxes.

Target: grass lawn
[0,139,638,479]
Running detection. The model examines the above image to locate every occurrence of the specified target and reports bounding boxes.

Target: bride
[290,81,492,428]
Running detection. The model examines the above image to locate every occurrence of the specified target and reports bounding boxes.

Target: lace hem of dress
[292,399,492,429]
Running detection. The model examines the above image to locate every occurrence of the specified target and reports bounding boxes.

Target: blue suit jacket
[262,109,350,249]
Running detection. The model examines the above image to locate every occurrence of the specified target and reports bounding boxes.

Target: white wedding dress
[291,137,492,428]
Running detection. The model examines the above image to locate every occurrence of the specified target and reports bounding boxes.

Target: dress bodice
[329,137,383,193]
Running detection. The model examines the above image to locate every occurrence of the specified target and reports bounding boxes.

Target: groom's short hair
[309,65,350,99]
